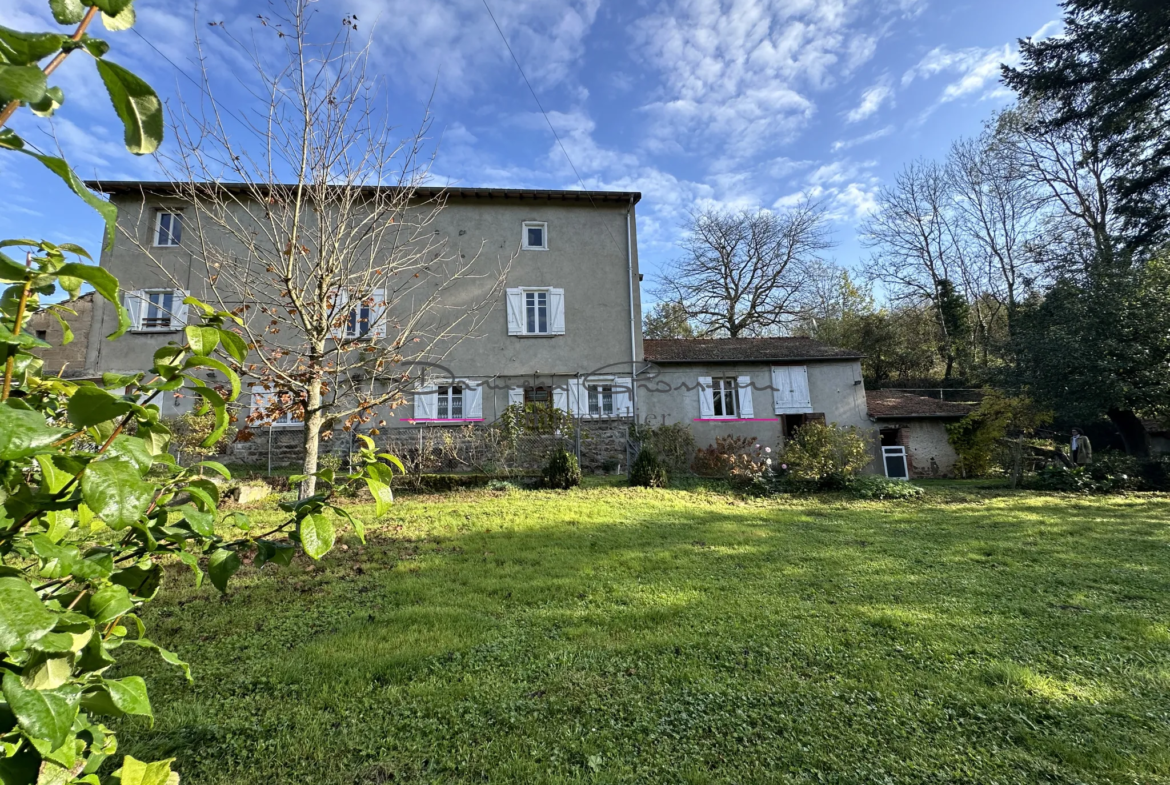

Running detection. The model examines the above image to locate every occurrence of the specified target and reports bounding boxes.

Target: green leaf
[0,251,28,281]
[81,459,155,530]
[176,551,203,588]
[112,755,176,785]
[72,550,113,581]
[183,355,239,402]
[190,386,228,448]
[67,386,133,427]
[106,435,154,476]
[80,33,109,58]
[0,320,50,347]
[184,325,219,356]
[365,477,393,518]
[1,671,79,752]
[28,535,79,579]
[81,676,151,720]
[0,402,67,460]
[49,0,86,24]
[381,454,406,474]
[333,506,366,544]
[299,514,335,560]
[100,5,136,32]
[22,654,73,690]
[49,308,74,345]
[0,577,57,652]
[110,563,162,600]
[207,549,240,594]
[177,504,213,536]
[29,84,64,117]
[0,26,67,66]
[0,63,46,103]
[194,460,230,478]
[55,262,120,309]
[88,583,133,626]
[217,329,248,363]
[95,59,161,155]
[123,638,192,683]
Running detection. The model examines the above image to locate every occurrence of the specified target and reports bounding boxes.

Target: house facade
[81,182,894,471]
[866,390,973,477]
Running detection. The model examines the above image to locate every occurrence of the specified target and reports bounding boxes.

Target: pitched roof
[643,337,862,363]
[867,390,974,419]
[83,180,641,205]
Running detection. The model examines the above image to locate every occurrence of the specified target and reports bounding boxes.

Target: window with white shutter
[506,287,564,336]
[772,365,812,414]
[697,376,714,418]
[125,289,188,331]
[736,375,755,418]
[250,385,302,427]
[413,387,437,419]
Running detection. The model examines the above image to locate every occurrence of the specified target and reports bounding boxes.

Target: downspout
[626,197,638,420]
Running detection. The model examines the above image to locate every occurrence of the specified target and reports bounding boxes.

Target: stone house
[28,292,93,379]
[865,390,973,478]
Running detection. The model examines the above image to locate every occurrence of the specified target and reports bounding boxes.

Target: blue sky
[1,0,1061,309]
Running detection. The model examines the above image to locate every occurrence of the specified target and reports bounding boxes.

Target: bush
[542,448,582,489]
[692,434,756,477]
[781,422,873,489]
[630,449,669,488]
[848,475,925,500]
[726,443,778,495]
[486,479,520,493]
[1024,451,1164,494]
[632,421,697,476]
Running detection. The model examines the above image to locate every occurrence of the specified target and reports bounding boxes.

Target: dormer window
[522,221,547,250]
[154,211,183,247]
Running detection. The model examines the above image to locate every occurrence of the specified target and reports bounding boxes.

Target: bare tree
[126,2,507,496]
[656,198,831,337]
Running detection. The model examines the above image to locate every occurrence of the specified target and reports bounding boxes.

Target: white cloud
[831,124,894,151]
[845,80,893,122]
[902,43,1019,104]
[778,157,880,221]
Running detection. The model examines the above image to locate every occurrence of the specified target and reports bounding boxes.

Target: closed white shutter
[370,288,387,338]
[567,380,583,414]
[613,376,632,417]
[414,387,436,419]
[773,365,812,413]
[737,375,754,418]
[172,291,190,327]
[462,382,483,419]
[330,291,349,341]
[697,376,714,418]
[553,386,569,413]
[548,288,565,335]
[124,290,144,331]
[508,386,525,407]
[505,288,523,335]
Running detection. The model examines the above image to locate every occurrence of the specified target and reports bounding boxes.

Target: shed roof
[643,337,862,364]
[867,390,974,419]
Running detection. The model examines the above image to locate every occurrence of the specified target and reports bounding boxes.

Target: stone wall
[227,417,633,474]
[29,293,92,378]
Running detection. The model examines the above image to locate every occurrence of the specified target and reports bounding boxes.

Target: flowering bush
[727,442,778,494]
[692,435,756,477]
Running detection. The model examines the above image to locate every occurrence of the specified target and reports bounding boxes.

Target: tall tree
[656,199,831,337]
[643,300,695,339]
[130,1,506,497]
[1003,0,1170,246]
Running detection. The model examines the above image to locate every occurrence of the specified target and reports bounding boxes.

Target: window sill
[521,247,549,252]
[774,407,814,415]
[401,418,484,425]
[131,328,181,334]
[513,333,559,338]
[693,417,780,422]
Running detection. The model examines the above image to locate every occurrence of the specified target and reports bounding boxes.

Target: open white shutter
[123,291,144,331]
[370,288,387,338]
[506,289,523,335]
[462,381,483,419]
[567,380,583,414]
[737,375,754,418]
[548,288,565,335]
[172,291,189,327]
[697,376,714,418]
[414,388,436,419]
[613,377,632,417]
[553,386,569,413]
[330,291,349,341]
[508,386,525,407]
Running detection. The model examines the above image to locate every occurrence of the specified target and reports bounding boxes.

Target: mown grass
[112,484,1170,784]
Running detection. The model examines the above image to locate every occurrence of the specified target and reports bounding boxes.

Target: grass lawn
[113,483,1170,784]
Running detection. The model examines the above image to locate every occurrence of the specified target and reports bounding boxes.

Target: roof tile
[643,337,862,363]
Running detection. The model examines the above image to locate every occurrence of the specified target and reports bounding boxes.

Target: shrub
[781,422,873,489]
[1025,451,1159,494]
[486,479,520,493]
[543,448,582,489]
[632,421,696,476]
[848,475,925,500]
[165,409,238,463]
[946,391,1051,478]
[726,443,778,494]
[630,449,669,488]
[692,434,756,477]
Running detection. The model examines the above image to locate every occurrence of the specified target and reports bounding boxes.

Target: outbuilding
[866,390,973,478]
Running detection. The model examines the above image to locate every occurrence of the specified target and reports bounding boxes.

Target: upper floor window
[522,221,547,250]
[124,288,188,332]
[155,211,182,247]
[346,300,372,339]
[525,290,548,334]
[588,384,614,416]
[711,376,738,418]
[331,289,385,341]
[436,385,463,419]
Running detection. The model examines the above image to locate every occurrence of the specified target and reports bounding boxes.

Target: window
[35,330,47,341]
[251,387,302,427]
[525,290,548,334]
[524,386,550,405]
[522,221,547,250]
[436,385,463,419]
[588,384,614,416]
[154,211,182,247]
[346,300,372,339]
[711,377,738,418]
[142,290,176,330]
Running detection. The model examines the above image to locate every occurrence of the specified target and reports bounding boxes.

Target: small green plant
[848,475,925,500]
[486,478,519,493]
[542,448,582,489]
[630,449,668,488]
[631,421,696,475]
[781,422,873,489]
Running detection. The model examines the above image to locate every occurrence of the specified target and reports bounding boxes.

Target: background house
[866,390,973,477]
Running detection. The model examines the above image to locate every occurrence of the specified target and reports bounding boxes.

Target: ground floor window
[711,377,738,418]
[437,385,463,419]
[524,386,550,405]
[587,384,613,416]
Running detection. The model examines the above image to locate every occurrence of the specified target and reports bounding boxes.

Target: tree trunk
[1108,408,1150,458]
[299,377,324,499]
